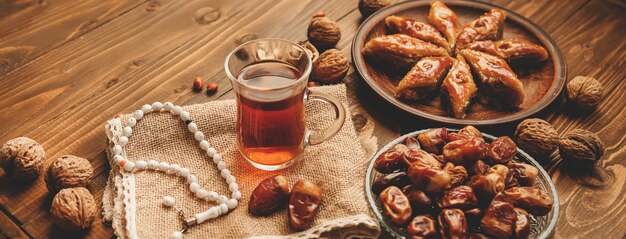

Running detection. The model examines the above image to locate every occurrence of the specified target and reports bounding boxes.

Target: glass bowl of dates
[365,126,558,239]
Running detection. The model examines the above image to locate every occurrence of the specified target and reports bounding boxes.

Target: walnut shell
[514,119,559,159]
[46,155,94,193]
[50,187,96,231]
[559,129,604,166]
[566,76,603,108]
[0,137,45,180]
[307,16,341,50]
[359,0,391,17]
[313,49,349,84]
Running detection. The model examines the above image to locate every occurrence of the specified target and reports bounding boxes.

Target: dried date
[487,164,509,179]
[407,215,438,238]
[372,172,411,194]
[488,164,519,188]
[248,175,290,216]
[486,136,517,164]
[442,137,486,166]
[380,186,412,225]
[443,163,468,187]
[505,171,520,189]
[437,185,478,210]
[470,160,489,176]
[288,180,323,230]
[480,193,516,239]
[418,128,448,154]
[403,136,421,149]
[407,164,451,193]
[375,144,409,173]
[469,172,505,199]
[438,208,468,239]
[464,208,483,228]
[458,126,483,140]
[503,187,553,216]
[403,185,434,214]
[514,208,531,239]
[403,148,442,169]
[447,132,473,142]
[506,162,538,186]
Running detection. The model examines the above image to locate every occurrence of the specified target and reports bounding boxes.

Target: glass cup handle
[305,89,346,146]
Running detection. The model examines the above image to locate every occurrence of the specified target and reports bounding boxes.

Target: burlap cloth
[102,85,381,238]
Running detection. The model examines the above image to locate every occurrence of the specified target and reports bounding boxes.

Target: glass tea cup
[225,39,345,171]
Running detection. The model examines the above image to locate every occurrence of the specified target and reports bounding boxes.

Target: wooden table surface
[0,0,624,238]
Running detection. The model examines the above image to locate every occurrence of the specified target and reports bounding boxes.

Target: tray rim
[351,0,568,125]
[364,128,560,239]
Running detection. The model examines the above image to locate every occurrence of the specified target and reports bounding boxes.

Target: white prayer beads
[111,102,239,237]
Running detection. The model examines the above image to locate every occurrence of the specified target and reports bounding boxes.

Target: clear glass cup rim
[224,38,313,92]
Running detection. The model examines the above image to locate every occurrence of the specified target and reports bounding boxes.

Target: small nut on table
[312,49,349,84]
[50,187,96,231]
[45,155,94,194]
[192,76,204,91]
[359,0,391,18]
[559,129,604,167]
[307,15,341,50]
[514,118,559,159]
[566,76,603,108]
[206,83,219,94]
[0,137,45,180]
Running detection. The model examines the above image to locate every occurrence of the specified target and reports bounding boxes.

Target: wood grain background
[0,0,624,238]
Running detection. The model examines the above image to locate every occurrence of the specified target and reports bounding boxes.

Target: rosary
[111,102,240,239]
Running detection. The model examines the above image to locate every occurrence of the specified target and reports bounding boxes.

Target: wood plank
[0,0,623,238]
[489,0,589,33]
[539,1,626,238]
[0,0,37,20]
[0,0,359,237]
[0,208,30,239]
[0,0,144,77]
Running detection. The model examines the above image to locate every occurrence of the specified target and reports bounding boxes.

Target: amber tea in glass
[225,39,345,170]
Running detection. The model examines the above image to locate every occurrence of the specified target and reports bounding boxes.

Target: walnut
[359,0,391,18]
[514,118,559,159]
[0,137,45,180]
[307,14,341,50]
[299,41,319,63]
[45,155,94,193]
[566,76,603,108]
[312,49,349,84]
[50,187,96,231]
[559,129,604,166]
